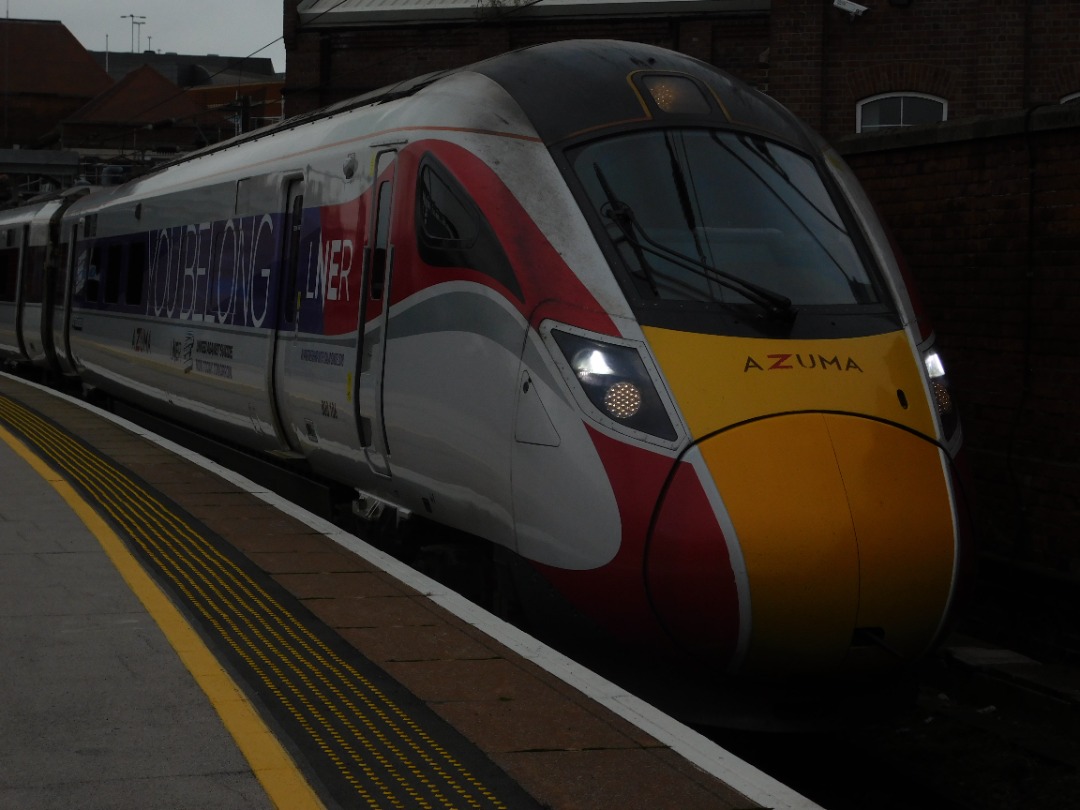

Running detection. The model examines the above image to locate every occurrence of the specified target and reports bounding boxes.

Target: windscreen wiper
[593,164,794,320]
[714,133,855,287]
[593,165,660,296]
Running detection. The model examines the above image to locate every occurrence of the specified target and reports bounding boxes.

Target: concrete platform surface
[0,372,821,810]
[0,437,274,810]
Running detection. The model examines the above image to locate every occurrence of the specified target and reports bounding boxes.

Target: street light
[120,14,146,53]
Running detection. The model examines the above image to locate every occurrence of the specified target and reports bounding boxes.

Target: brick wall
[770,0,1080,139]
[838,106,1080,584]
[281,0,769,116]
[284,1,1080,138]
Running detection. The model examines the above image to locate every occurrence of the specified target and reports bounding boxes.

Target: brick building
[283,0,1080,140]
[0,19,113,148]
[771,0,1080,136]
[282,0,772,118]
[52,65,232,158]
[0,17,286,197]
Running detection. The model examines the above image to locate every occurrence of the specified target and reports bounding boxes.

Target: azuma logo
[743,353,864,373]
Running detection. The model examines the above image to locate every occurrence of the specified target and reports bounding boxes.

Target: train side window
[104,243,123,304]
[418,165,478,247]
[23,246,46,304]
[127,238,147,305]
[371,182,392,300]
[0,245,17,302]
[52,247,66,301]
[282,187,304,323]
[85,245,101,303]
[414,156,522,301]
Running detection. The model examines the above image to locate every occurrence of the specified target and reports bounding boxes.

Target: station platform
[0,373,819,810]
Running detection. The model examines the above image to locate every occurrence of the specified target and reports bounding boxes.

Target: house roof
[89,51,280,88]
[64,65,205,126]
[0,18,113,98]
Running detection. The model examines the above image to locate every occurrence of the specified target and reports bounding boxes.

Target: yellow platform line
[0,424,326,810]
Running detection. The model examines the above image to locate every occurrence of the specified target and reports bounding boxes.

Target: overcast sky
[6,0,286,72]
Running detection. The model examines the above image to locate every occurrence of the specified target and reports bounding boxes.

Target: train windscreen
[570,129,882,313]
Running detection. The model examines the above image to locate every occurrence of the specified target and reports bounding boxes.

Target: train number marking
[131,327,152,354]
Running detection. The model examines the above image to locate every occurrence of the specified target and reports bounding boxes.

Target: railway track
[711,652,1080,810]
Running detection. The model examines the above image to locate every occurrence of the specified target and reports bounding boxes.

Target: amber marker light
[604,381,643,419]
[641,75,711,115]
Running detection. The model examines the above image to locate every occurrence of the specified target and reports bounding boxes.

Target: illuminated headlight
[923,348,959,441]
[553,330,676,440]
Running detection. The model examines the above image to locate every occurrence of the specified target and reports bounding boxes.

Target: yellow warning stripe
[0,422,326,810]
[0,392,507,810]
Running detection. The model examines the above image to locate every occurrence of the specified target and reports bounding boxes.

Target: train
[0,40,972,715]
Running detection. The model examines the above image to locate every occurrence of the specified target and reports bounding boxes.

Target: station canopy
[297,0,769,26]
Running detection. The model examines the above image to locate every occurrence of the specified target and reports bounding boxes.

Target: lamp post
[120,14,146,53]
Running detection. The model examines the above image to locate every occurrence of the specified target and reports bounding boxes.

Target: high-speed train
[0,40,971,693]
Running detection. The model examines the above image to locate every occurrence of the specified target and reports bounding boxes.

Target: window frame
[416,161,481,251]
[856,92,948,133]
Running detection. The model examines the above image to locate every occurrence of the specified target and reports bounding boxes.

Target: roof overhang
[0,148,80,178]
[297,0,769,28]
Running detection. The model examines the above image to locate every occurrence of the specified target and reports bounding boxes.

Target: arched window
[1062,92,1080,105]
[856,93,948,133]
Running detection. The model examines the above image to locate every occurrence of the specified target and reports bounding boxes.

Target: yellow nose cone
[700,413,957,677]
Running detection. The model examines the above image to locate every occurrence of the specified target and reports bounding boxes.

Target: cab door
[354,150,397,478]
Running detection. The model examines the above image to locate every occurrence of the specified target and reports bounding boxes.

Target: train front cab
[546,71,970,682]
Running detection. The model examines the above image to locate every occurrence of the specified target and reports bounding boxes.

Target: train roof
[468,39,810,146]
[149,40,812,176]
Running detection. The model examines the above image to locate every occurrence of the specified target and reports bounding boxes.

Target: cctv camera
[834,0,868,16]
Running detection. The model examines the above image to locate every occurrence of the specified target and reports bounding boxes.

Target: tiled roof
[89,51,280,88]
[0,18,112,98]
[65,65,204,126]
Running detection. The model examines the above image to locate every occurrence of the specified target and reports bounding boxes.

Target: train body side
[56,70,637,559]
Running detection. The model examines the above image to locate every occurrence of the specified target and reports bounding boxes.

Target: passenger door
[354,150,397,478]
[268,179,306,454]
[50,221,77,374]
[0,226,24,359]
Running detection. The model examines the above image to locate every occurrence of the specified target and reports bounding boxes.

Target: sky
[6,0,287,73]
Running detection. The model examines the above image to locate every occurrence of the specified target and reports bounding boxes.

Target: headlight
[923,348,959,442]
[552,330,676,440]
